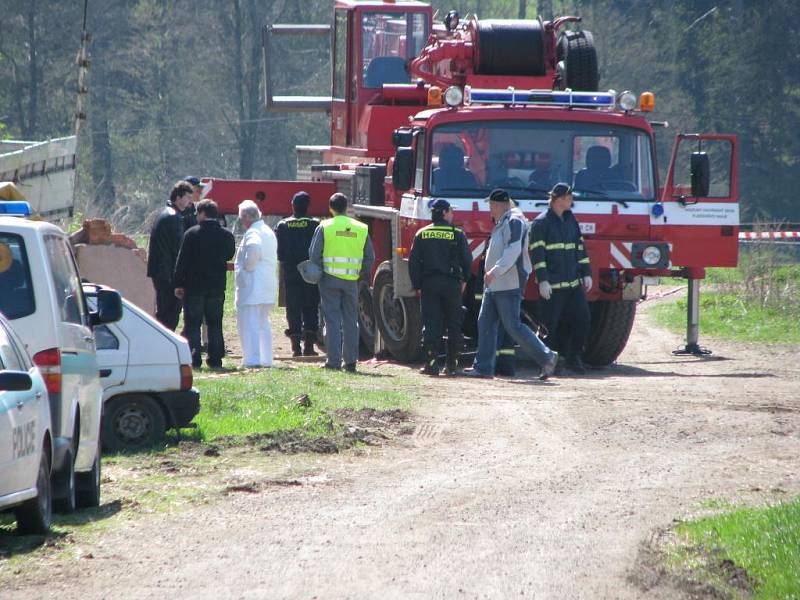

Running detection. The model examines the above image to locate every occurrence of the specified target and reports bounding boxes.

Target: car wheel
[103,395,166,452]
[53,446,76,514]
[76,440,101,508]
[15,447,52,535]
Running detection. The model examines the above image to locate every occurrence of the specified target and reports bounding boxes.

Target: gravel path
[5,305,800,599]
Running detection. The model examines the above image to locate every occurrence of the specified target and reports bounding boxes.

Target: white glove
[582,276,593,292]
[538,281,552,300]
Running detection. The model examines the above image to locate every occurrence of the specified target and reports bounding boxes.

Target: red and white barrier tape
[739,231,800,240]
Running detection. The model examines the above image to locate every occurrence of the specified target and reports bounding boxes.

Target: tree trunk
[518,0,526,19]
[538,0,553,20]
[23,0,40,138]
[89,81,116,209]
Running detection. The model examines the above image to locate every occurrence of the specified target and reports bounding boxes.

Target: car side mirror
[0,370,33,392]
[392,147,414,191]
[690,151,710,197]
[90,289,123,326]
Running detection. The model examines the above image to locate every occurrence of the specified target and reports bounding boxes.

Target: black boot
[444,342,462,376]
[287,331,302,357]
[419,348,439,376]
[303,330,319,356]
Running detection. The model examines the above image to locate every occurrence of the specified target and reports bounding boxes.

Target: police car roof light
[464,87,616,109]
[0,201,32,217]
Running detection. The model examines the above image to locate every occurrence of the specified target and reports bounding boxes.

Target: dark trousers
[285,277,320,335]
[184,291,225,366]
[421,277,463,353]
[539,286,591,361]
[154,280,181,332]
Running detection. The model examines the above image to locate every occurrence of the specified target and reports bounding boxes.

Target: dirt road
[5,304,800,599]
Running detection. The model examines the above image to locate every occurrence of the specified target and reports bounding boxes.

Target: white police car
[83,284,200,452]
[0,312,53,534]
[0,201,121,514]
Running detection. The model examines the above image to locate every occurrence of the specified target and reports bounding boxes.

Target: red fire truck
[203,0,739,365]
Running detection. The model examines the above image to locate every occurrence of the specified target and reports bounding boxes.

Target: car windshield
[428,120,656,201]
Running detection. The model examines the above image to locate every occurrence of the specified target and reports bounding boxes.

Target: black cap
[550,182,572,198]
[292,191,311,207]
[486,188,511,203]
[184,176,201,187]
[427,198,451,212]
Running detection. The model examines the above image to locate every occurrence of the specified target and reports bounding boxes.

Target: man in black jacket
[174,199,236,368]
[147,180,194,330]
[409,199,472,376]
[275,191,321,356]
[529,183,592,374]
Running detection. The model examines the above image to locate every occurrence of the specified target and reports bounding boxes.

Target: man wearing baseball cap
[409,198,472,376]
[465,188,558,380]
[529,183,592,374]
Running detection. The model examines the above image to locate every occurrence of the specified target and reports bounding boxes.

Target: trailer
[203,0,739,363]
[0,136,77,219]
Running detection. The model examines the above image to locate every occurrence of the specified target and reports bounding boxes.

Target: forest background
[1,0,798,231]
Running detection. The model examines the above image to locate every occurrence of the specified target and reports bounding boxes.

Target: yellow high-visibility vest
[321,215,368,281]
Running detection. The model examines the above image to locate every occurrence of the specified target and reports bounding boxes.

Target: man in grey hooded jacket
[466,189,558,380]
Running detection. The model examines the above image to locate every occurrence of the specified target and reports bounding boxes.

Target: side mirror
[392,127,413,148]
[392,147,415,191]
[90,289,123,326]
[690,151,710,197]
[0,370,33,392]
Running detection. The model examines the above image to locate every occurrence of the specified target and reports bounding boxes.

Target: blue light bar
[0,201,32,216]
[464,87,616,109]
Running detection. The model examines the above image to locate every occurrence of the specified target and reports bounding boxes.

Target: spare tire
[556,30,599,91]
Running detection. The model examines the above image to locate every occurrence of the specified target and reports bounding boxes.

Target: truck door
[657,134,739,268]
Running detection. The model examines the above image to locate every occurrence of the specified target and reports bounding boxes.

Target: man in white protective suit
[234,199,278,368]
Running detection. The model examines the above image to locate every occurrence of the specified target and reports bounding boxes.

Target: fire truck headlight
[642,245,662,266]
[618,90,638,111]
[444,86,464,107]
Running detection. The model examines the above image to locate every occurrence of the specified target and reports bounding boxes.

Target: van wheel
[16,447,52,535]
[103,395,166,452]
[76,441,101,508]
[53,446,76,514]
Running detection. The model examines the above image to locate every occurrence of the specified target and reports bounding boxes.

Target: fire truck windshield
[428,120,655,202]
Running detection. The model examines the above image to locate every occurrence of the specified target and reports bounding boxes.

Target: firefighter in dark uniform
[275,191,321,356]
[529,183,592,374]
[409,199,472,376]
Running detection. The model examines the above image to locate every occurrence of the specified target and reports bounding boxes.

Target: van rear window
[0,233,35,319]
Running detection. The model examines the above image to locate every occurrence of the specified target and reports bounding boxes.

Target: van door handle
[99,369,112,378]
[16,400,24,409]
[35,392,42,400]
[84,336,95,342]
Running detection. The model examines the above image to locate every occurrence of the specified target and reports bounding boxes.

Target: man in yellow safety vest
[308,193,375,372]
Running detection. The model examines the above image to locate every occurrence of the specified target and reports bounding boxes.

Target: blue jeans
[474,289,554,375]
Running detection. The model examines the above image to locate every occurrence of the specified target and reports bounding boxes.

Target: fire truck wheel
[556,30,599,92]
[358,281,376,355]
[372,267,422,362]
[582,300,636,366]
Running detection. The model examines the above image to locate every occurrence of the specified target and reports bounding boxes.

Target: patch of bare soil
[3,301,800,599]
[629,529,755,599]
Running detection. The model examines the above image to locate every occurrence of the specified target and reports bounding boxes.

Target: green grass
[652,294,800,344]
[652,261,800,344]
[673,497,800,598]
[192,365,411,440]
